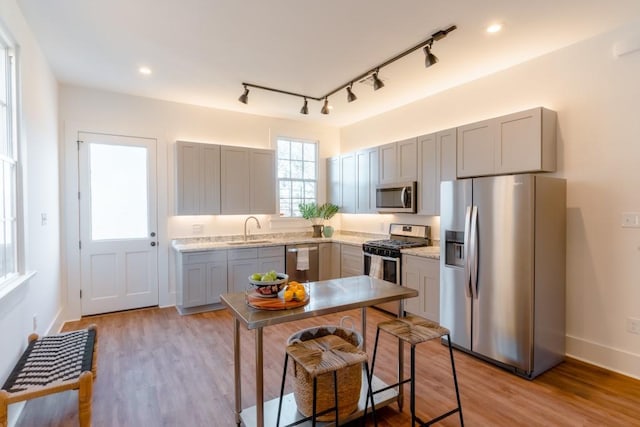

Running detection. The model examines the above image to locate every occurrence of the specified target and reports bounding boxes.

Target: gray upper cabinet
[356,147,378,213]
[378,137,418,184]
[418,128,456,216]
[326,156,341,207]
[340,152,356,213]
[457,107,557,178]
[221,146,276,215]
[176,141,221,215]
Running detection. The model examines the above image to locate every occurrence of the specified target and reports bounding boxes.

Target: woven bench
[0,325,98,427]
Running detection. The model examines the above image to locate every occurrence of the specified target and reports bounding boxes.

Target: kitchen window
[277,138,317,217]
[0,30,20,291]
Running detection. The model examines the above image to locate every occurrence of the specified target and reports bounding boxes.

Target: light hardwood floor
[14,307,640,426]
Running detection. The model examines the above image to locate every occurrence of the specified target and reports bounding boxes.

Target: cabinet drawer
[258,246,284,258]
[228,248,258,261]
[183,250,227,265]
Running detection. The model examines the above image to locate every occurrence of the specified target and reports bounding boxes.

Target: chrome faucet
[243,216,261,241]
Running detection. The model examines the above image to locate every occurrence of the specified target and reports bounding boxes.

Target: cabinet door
[356,148,378,213]
[397,137,418,182]
[202,144,221,214]
[438,128,457,182]
[457,119,495,178]
[495,108,543,174]
[422,259,440,322]
[221,146,251,214]
[250,149,276,214]
[319,243,331,281]
[259,256,285,274]
[402,255,421,315]
[182,263,208,308]
[340,152,356,213]
[326,157,341,207]
[206,261,228,304]
[341,244,363,277]
[176,141,202,215]
[227,258,259,293]
[378,142,396,185]
[418,133,438,216]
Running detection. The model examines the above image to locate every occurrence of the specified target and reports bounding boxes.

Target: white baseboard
[566,334,640,380]
[46,306,66,334]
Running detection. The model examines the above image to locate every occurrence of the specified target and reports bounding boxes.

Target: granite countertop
[172,231,441,260]
[171,231,382,253]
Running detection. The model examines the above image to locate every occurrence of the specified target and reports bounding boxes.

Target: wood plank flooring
[14,306,640,426]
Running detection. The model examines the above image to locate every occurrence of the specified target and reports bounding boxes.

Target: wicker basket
[287,318,363,421]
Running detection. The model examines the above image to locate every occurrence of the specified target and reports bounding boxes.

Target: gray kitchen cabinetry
[220,146,276,215]
[319,242,341,281]
[326,156,341,207]
[356,147,379,213]
[378,137,418,185]
[417,128,456,216]
[457,107,557,178]
[340,243,363,278]
[175,141,221,215]
[340,152,356,213]
[176,250,228,309]
[227,246,285,293]
[402,254,440,322]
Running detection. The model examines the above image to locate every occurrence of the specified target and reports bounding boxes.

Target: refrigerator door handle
[463,205,472,298]
[470,205,479,299]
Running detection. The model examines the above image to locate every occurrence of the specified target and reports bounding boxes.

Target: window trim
[276,136,318,218]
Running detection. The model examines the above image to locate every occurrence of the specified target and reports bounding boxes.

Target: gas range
[363,224,431,258]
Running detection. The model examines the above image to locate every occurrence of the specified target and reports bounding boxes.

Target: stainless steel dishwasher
[285,244,319,282]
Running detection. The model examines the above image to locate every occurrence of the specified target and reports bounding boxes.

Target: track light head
[346,84,357,103]
[372,71,385,91]
[321,98,330,115]
[300,98,309,115]
[238,85,249,104]
[423,43,439,68]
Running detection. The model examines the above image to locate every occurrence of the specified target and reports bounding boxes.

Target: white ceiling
[16,0,640,127]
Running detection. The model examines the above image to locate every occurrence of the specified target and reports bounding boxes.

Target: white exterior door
[78,132,159,315]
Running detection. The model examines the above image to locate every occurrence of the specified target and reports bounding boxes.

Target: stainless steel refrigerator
[440,174,566,379]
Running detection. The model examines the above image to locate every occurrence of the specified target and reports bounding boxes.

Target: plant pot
[323,225,334,238]
[311,224,324,238]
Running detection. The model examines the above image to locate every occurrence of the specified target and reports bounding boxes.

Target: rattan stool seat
[286,334,368,377]
[377,315,450,346]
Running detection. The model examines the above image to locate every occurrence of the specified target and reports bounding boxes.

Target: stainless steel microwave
[375,182,417,213]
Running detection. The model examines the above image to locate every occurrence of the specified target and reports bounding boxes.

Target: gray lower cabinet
[319,242,341,281]
[340,243,363,278]
[227,246,285,293]
[177,250,228,308]
[402,255,440,321]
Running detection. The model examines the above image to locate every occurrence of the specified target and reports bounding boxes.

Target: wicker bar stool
[365,315,463,426]
[276,334,377,426]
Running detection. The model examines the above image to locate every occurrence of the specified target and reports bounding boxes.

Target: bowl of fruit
[248,271,288,297]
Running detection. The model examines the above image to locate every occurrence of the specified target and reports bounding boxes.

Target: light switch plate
[621,212,640,228]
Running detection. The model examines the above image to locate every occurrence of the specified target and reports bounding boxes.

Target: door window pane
[90,143,149,240]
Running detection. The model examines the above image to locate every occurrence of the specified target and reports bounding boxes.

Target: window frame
[276,137,318,218]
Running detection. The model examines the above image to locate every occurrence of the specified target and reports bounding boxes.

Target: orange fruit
[294,288,306,301]
[283,289,294,302]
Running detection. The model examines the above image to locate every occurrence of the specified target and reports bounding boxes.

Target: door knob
[150,242,157,247]
[150,232,156,237]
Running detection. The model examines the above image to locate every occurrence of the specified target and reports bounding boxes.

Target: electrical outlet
[621,212,640,228]
[32,314,37,332]
[626,318,640,335]
[192,224,204,235]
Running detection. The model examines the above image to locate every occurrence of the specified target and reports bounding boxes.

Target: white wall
[0,1,61,425]
[58,86,340,316]
[341,21,640,379]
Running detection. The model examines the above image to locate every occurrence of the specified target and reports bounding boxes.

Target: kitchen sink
[226,240,272,246]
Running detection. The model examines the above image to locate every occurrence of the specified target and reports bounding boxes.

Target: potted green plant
[319,203,339,237]
[298,202,324,237]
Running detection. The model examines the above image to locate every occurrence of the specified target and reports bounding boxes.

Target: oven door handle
[362,252,399,263]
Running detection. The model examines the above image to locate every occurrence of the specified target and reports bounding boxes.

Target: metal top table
[221,275,418,427]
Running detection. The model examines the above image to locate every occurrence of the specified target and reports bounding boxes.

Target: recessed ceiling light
[487,23,502,34]
[138,66,152,75]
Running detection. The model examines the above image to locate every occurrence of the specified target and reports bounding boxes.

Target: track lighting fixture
[423,42,438,68]
[372,70,385,91]
[320,98,330,115]
[346,83,357,102]
[237,24,456,114]
[238,85,249,104]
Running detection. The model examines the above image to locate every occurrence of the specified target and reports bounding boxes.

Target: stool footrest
[371,378,411,396]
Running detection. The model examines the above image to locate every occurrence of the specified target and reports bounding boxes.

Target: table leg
[234,318,241,426]
[361,306,367,351]
[397,299,405,411]
[256,327,264,427]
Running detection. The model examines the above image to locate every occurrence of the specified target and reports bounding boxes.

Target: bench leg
[78,371,93,427]
[0,390,8,427]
